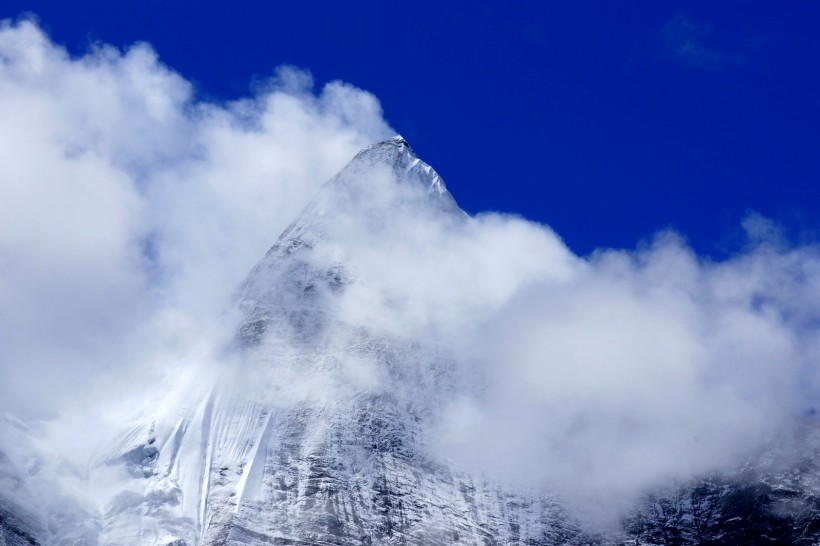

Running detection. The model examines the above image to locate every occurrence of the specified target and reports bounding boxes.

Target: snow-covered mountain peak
[340,135,456,206]
[234,136,465,349]
[242,137,460,267]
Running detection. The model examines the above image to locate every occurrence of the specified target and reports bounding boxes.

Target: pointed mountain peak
[247,137,463,269]
[352,135,415,163]
[347,136,454,204]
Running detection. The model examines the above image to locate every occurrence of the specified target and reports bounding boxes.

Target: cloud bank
[2,17,820,527]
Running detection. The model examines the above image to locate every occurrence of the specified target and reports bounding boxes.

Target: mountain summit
[234,136,462,347]
[346,136,454,203]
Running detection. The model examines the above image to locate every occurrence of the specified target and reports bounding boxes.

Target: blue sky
[4,1,819,255]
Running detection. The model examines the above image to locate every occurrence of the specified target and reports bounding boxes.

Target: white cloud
[0,18,392,417]
[656,13,748,71]
[430,231,819,520]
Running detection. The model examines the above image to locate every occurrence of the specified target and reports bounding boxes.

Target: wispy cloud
[653,12,748,71]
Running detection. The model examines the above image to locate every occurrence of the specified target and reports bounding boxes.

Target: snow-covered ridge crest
[349,135,453,201]
[311,134,460,221]
[245,135,461,270]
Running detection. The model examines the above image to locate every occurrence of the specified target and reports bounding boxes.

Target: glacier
[2,137,820,545]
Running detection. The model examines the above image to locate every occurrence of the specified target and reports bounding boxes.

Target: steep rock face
[0,443,44,546]
[618,421,820,546]
[0,415,97,546]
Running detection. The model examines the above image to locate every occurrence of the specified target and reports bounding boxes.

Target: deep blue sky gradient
[4,1,819,255]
